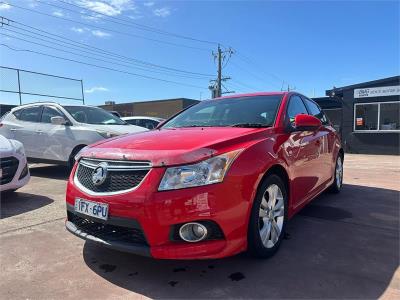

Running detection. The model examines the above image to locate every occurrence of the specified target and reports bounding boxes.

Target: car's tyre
[329,154,343,194]
[248,174,288,258]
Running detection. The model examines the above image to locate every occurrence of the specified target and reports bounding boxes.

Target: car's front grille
[68,212,148,246]
[0,156,19,185]
[74,158,151,194]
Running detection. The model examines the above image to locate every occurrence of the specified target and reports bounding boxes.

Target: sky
[0,0,399,106]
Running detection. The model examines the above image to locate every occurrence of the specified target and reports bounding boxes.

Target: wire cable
[46,0,219,45]
[5,19,214,76]
[0,43,208,89]
[2,2,212,51]
[0,30,209,80]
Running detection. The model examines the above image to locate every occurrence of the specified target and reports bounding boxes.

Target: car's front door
[35,105,73,162]
[284,95,322,208]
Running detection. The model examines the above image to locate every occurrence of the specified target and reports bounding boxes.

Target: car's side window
[19,106,42,123]
[12,109,22,120]
[41,106,64,123]
[303,98,329,125]
[287,95,308,123]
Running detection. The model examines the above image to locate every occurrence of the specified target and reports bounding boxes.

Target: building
[315,76,399,155]
[0,104,17,117]
[100,98,200,119]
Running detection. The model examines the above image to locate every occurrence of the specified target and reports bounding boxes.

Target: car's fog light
[179,222,208,242]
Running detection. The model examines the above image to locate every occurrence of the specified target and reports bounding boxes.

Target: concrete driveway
[0,154,399,299]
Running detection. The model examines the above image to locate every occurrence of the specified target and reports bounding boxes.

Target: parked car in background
[122,116,165,129]
[66,92,343,260]
[109,111,121,118]
[0,103,148,167]
[0,135,30,193]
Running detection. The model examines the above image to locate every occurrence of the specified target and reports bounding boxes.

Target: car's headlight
[158,149,243,191]
[97,131,120,139]
[10,140,25,156]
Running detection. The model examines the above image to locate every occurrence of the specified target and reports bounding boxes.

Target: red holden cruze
[66,92,343,259]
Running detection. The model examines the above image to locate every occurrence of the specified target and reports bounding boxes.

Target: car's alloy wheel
[259,184,285,248]
[248,174,288,258]
[335,156,343,189]
[330,154,343,193]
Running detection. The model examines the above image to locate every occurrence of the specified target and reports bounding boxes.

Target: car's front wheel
[248,174,288,258]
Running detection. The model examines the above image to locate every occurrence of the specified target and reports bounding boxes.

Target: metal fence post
[17,69,22,105]
[80,80,85,105]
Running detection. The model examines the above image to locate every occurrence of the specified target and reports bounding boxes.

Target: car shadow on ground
[28,164,71,180]
[82,184,399,299]
[0,192,54,219]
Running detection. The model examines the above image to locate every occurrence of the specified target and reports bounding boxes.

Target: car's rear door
[302,97,335,185]
[284,95,322,208]
[9,105,42,158]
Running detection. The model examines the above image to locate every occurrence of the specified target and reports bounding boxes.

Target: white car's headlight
[158,149,243,191]
[97,131,120,139]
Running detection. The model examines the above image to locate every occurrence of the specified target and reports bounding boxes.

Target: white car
[121,116,165,129]
[0,103,148,167]
[0,135,30,193]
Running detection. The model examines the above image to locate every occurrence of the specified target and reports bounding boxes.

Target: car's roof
[11,102,96,111]
[215,92,289,100]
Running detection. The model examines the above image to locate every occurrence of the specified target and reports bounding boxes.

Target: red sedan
[65,92,343,259]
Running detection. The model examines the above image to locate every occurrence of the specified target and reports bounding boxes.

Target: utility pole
[217,45,222,97]
[210,44,234,98]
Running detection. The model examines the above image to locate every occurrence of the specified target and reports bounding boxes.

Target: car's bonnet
[79,127,270,167]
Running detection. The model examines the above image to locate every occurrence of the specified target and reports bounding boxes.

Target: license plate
[0,168,2,178]
[74,198,109,220]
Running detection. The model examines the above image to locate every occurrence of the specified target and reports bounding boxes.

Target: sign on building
[354,85,400,98]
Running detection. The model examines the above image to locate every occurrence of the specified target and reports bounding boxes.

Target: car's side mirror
[51,116,68,125]
[294,114,322,131]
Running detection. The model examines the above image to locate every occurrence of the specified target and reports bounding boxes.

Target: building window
[354,101,400,132]
[380,102,400,130]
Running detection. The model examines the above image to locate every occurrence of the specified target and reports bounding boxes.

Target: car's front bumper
[0,154,30,192]
[66,164,256,259]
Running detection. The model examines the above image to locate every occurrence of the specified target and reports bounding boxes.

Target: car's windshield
[64,106,126,125]
[162,95,282,128]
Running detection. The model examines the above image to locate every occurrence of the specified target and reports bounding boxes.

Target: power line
[0,43,208,89]
[234,50,291,87]
[231,79,260,92]
[230,60,281,90]
[2,1,212,51]
[0,30,208,80]
[4,18,213,77]
[46,0,218,45]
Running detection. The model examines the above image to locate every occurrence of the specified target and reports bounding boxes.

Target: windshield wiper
[175,124,213,128]
[231,123,270,128]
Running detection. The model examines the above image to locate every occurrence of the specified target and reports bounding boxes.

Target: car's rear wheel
[248,174,288,258]
[330,154,343,193]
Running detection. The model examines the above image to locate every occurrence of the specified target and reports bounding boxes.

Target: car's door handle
[36,130,43,134]
[10,128,18,131]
